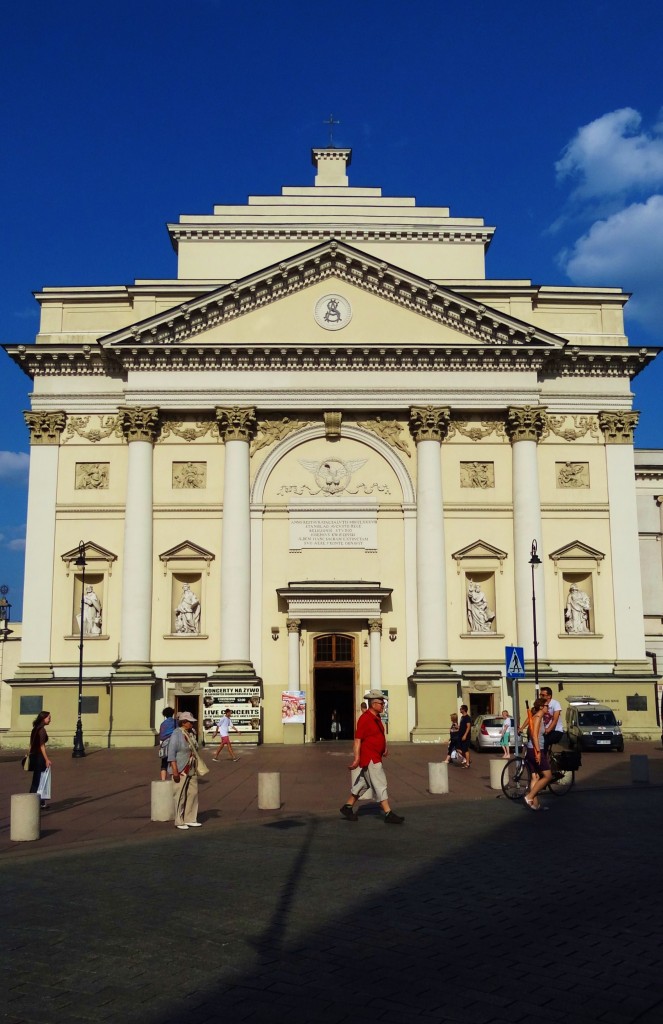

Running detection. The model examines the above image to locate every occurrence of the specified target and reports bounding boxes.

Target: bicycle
[501,746,581,801]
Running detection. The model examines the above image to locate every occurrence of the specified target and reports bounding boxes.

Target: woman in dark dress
[28,710,52,808]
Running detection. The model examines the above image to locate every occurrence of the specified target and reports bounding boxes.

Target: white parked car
[470,715,514,752]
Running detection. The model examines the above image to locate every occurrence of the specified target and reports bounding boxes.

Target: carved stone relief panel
[172,462,207,489]
[556,462,589,488]
[460,462,495,488]
[75,463,110,489]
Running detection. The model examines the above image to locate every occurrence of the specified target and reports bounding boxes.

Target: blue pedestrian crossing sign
[505,646,525,678]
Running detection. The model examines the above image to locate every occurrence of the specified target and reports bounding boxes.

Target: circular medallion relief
[314,293,352,331]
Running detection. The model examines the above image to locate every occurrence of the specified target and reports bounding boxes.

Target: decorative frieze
[447,419,506,442]
[118,406,161,443]
[159,418,219,443]
[545,414,600,442]
[215,406,257,443]
[64,414,121,444]
[357,417,411,456]
[598,411,639,444]
[24,410,67,445]
[506,406,546,444]
[409,406,451,443]
[251,417,308,455]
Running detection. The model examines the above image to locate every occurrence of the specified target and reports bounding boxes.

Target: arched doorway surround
[249,423,417,677]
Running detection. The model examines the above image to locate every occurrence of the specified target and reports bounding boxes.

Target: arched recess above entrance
[251,423,416,505]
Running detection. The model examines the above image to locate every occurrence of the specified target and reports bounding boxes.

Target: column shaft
[606,444,646,660]
[369,623,382,689]
[287,621,300,689]
[416,438,447,661]
[21,445,60,666]
[512,439,547,660]
[120,440,154,664]
[220,439,251,663]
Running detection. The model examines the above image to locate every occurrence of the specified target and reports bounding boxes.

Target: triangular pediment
[100,239,566,356]
[159,540,216,566]
[549,541,605,565]
[451,540,509,567]
[62,542,118,574]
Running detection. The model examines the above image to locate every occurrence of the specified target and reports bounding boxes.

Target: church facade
[4,147,660,748]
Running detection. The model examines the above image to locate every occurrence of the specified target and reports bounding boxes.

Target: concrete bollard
[10,793,40,842]
[489,759,505,791]
[351,767,375,800]
[428,762,449,794]
[630,754,650,785]
[258,772,281,810]
[151,780,175,821]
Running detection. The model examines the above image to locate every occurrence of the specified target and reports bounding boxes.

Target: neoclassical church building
[4,146,660,747]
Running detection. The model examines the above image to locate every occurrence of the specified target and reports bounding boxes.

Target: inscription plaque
[290,516,377,550]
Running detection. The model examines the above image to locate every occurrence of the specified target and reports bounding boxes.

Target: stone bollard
[489,759,505,791]
[10,793,40,842]
[351,767,375,800]
[428,762,449,794]
[151,780,175,821]
[258,772,281,810]
[630,754,649,785]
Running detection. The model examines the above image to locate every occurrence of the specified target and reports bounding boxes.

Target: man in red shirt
[340,689,405,824]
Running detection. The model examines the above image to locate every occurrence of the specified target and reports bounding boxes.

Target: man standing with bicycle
[541,686,564,753]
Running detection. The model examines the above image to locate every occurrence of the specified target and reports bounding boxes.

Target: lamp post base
[72,719,86,758]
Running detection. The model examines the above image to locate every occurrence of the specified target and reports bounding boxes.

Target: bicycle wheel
[501,757,531,801]
[548,769,575,795]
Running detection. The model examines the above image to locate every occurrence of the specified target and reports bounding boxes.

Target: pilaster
[16,411,67,676]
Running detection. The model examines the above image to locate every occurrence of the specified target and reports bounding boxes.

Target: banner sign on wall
[201,685,262,741]
[282,690,306,724]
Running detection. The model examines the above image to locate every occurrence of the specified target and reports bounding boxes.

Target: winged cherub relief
[277,456,391,496]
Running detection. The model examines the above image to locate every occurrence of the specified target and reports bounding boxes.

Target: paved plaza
[1,742,662,1024]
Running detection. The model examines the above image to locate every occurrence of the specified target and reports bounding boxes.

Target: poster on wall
[201,685,262,743]
[282,690,306,724]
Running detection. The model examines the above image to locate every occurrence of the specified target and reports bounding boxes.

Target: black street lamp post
[529,539,541,698]
[73,542,87,758]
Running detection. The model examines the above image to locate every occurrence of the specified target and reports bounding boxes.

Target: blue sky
[1,0,662,615]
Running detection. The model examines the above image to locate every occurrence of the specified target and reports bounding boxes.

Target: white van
[565,696,624,752]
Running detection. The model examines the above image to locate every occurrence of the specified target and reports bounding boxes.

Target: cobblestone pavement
[1,743,662,1023]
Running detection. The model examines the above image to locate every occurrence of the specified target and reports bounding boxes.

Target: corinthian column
[118,407,160,671]
[214,407,259,679]
[408,407,457,741]
[599,411,646,664]
[18,411,66,675]
[506,406,548,662]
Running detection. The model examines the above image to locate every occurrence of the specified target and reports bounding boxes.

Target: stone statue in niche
[77,585,102,635]
[466,581,496,633]
[76,463,109,489]
[174,583,201,634]
[556,462,589,488]
[564,583,591,633]
[173,462,206,489]
[460,462,494,488]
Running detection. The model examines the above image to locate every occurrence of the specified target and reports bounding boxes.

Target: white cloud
[556,107,663,199]
[562,195,663,333]
[7,537,25,552]
[0,451,29,481]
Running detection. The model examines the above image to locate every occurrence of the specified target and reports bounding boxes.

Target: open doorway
[469,692,494,719]
[313,634,355,741]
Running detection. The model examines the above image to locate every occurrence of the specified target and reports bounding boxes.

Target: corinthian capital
[409,406,451,443]
[598,411,639,445]
[215,406,257,442]
[24,410,67,445]
[368,618,383,635]
[506,406,546,444]
[118,406,161,443]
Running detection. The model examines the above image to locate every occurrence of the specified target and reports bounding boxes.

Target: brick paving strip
[0,743,662,1024]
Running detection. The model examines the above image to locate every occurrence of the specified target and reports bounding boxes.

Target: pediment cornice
[99,239,559,352]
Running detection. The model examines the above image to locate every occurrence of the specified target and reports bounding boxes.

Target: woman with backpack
[158,706,176,780]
